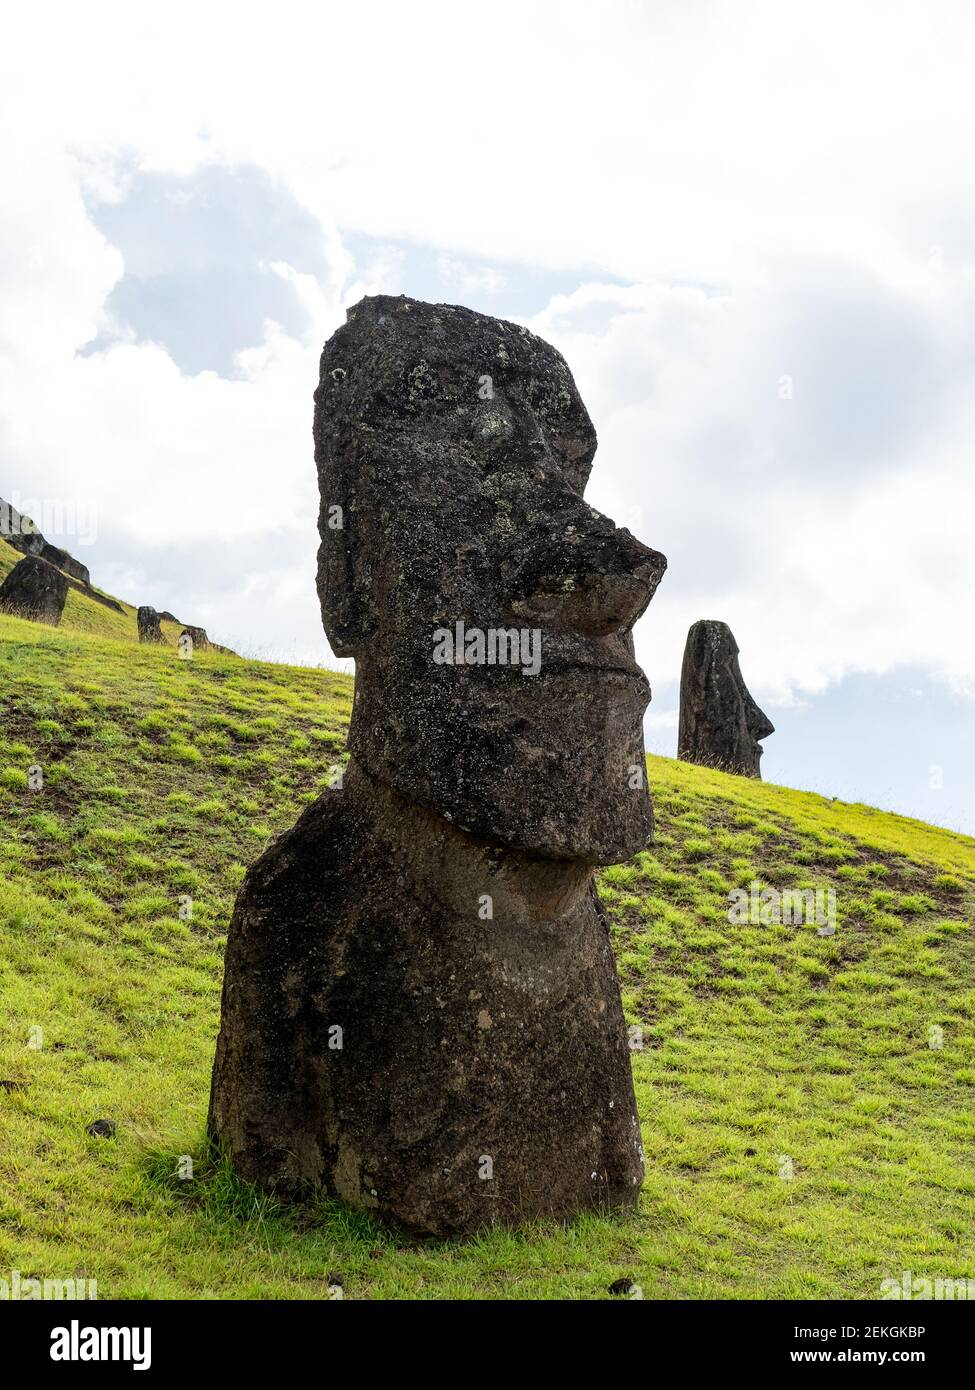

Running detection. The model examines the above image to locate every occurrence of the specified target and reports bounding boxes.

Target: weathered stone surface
[36,540,89,587]
[210,294,667,1235]
[0,555,68,625]
[137,606,164,643]
[678,619,773,777]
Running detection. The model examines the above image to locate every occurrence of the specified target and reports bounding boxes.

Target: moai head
[678,619,774,776]
[314,295,667,861]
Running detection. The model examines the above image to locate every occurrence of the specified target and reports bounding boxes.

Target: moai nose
[744,692,775,741]
[508,502,666,638]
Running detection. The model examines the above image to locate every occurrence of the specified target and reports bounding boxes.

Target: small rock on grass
[608,1276,638,1297]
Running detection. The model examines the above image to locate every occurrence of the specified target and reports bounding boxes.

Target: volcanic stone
[209,294,668,1235]
[677,619,773,777]
[0,555,68,625]
[137,606,163,643]
[85,1119,116,1139]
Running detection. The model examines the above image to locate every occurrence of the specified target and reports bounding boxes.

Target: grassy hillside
[0,536,187,646]
[1,596,974,1300]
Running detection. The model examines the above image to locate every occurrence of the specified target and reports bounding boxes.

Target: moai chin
[678,619,774,777]
[209,294,667,1235]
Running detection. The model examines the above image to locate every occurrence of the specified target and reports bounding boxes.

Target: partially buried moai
[0,554,68,626]
[137,606,163,643]
[209,295,667,1235]
[677,619,773,777]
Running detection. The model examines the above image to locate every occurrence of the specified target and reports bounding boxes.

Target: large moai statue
[0,555,68,625]
[678,619,773,777]
[209,295,667,1235]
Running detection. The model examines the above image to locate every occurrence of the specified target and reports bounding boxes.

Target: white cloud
[435,256,505,296]
[527,265,975,705]
[2,0,975,699]
[5,0,975,284]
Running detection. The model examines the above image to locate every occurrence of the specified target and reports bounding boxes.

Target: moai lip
[209,294,668,1235]
[677,619,774,778]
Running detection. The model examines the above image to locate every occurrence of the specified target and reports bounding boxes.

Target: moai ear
[316,471,373,659]
[314,349,376,659]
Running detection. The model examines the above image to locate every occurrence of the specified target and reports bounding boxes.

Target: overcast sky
[2,1,974,832]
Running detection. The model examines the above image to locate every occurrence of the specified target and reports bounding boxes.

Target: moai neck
[342,757,595,926]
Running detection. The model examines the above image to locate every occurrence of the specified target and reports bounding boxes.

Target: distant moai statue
[179,628,210,658]
[0,555,68,626]
[209,294,668,1236]
[137,606,164,643]
[678,619,773,777]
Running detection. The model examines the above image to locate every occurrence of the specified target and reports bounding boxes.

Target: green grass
[1,595,974,1299]
[0,536,185,646]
